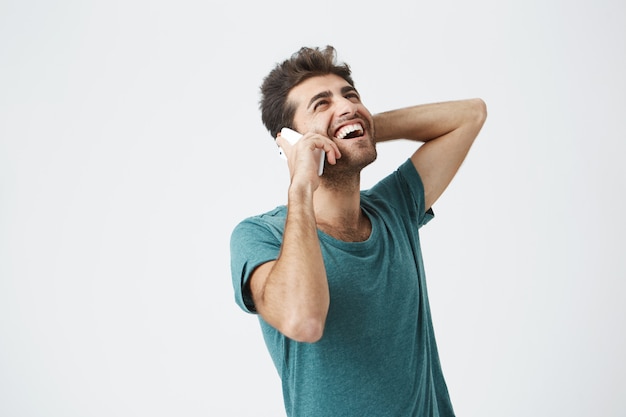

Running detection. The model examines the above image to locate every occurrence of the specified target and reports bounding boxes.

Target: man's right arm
[248,133,338,343]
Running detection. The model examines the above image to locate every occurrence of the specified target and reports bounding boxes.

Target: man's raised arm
[373,98,487,210]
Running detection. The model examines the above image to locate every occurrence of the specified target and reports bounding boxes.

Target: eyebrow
[306,85,359,110]
[307,90,332,110]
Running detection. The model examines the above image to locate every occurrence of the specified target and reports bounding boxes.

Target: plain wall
[1,0,625,416]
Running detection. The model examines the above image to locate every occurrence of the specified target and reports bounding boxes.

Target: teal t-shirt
[230,159,455,417]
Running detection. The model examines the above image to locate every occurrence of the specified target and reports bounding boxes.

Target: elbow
[471,98,488,125]
[283,314,326,343]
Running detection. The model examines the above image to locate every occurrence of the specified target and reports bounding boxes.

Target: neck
[313,177,371,242]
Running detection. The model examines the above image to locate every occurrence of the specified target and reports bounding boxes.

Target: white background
[1,0,625,416]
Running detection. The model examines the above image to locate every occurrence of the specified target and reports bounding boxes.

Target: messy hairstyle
[259,45,355,138]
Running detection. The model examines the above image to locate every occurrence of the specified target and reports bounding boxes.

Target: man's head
[286,73,376,178]
[260,46,355,138]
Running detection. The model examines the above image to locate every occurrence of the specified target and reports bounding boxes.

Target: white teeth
[335,123,363,139]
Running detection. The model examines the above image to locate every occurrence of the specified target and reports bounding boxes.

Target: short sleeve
[230,213,284,313]
[397,158,435,226]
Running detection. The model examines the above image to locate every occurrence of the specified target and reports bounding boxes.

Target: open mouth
[334,123,364,140]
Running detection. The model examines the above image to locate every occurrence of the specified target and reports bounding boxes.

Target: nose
[337,96,359,119]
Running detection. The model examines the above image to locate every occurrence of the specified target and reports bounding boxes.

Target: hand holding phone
[278,128,325,176]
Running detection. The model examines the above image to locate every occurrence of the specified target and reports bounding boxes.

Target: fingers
[303,133,341,165]
[277,132,341,165]
[322,140,341,165]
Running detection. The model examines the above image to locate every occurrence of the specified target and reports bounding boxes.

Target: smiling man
[230,46,487,416]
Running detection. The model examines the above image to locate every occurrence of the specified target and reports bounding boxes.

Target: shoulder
[231,206,287,245]
[362,159,422,204]
[362,159,434,227]
[233,205,287,230]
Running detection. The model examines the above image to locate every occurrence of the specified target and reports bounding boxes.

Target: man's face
[287,74,376,171]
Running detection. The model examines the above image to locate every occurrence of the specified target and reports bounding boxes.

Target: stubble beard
[320,137,377,192]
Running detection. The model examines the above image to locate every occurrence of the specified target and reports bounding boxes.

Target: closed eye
[314,99,329,110]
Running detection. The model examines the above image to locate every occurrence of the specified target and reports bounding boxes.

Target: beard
[320,137,377,191]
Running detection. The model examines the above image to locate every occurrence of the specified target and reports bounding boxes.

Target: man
[230,45,487,416]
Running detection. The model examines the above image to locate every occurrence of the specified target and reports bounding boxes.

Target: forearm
[258,185,329,342]
[373,98,487,143]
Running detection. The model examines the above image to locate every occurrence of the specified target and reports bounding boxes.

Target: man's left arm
[373,98,487,210]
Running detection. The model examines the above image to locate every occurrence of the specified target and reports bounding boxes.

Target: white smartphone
[278,127,324,176]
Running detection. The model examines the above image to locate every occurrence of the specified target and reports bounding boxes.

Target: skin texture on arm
[374,98,487,210]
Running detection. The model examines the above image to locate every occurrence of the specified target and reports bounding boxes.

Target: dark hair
[259,45,355,138]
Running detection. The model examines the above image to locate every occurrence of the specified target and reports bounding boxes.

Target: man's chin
[327,150,376,174]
